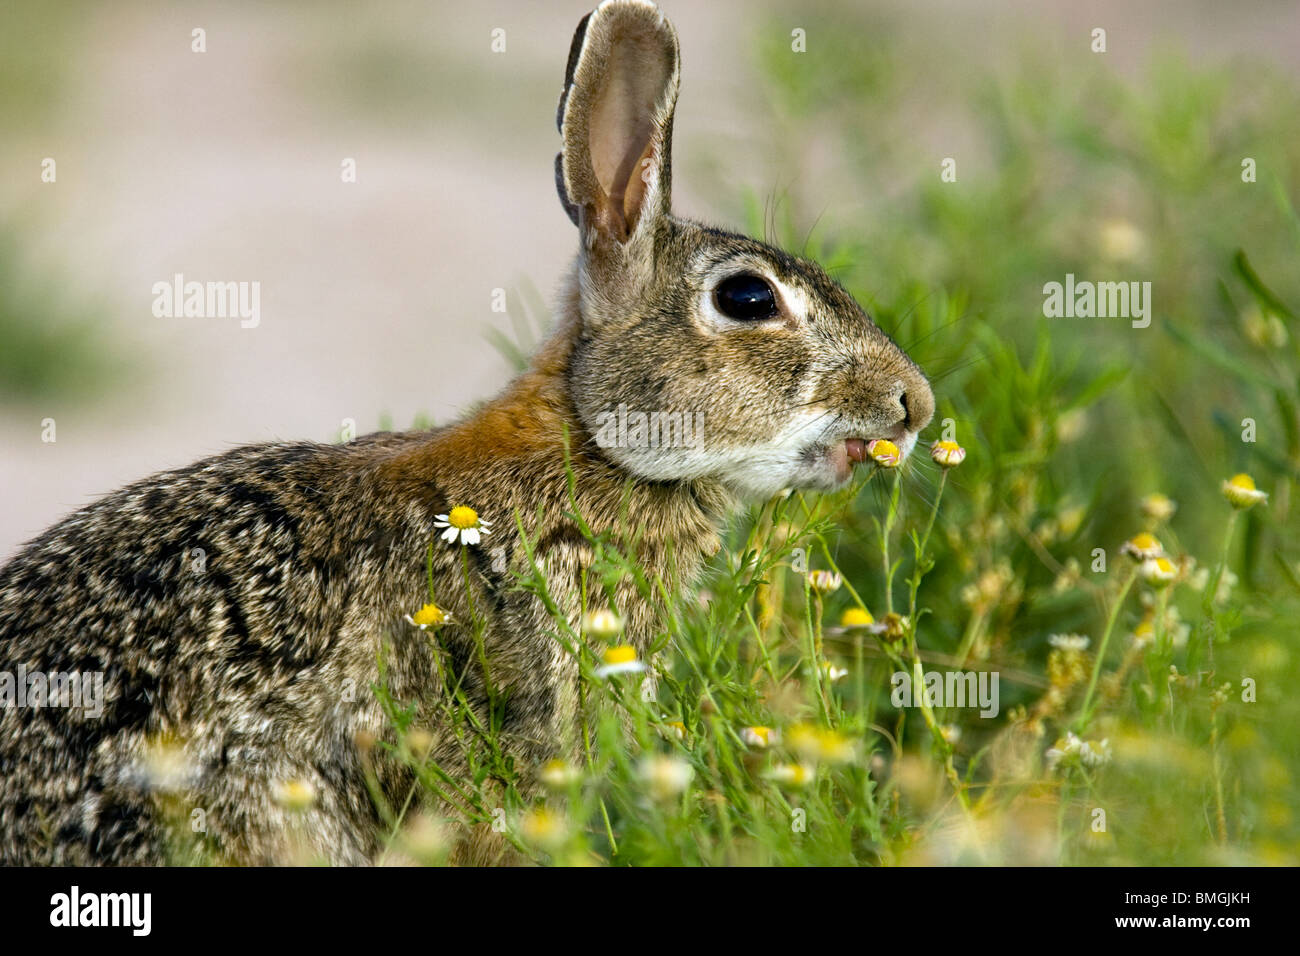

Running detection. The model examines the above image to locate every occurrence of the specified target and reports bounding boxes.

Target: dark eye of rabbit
[715,274,779,320]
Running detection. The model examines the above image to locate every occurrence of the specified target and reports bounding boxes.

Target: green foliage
[374,12,1299,865]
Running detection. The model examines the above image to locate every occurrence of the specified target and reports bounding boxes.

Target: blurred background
[1,0,1296,558]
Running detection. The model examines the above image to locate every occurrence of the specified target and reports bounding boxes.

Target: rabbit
[0,0,933,866]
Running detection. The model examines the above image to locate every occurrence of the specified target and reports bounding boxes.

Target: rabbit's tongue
[845,438,869,463]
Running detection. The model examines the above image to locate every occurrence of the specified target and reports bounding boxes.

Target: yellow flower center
[1128,532,1161,553]
[412,603,445,627]
[1228,473,1256,492]
[448,506,479,529]
[935,440,959,452]
[603,645,637,665]
[748,726,771,744]
[840,607,874,628]
[1153,557,1175,574]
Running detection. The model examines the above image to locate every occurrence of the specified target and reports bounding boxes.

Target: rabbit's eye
[715,274,779,321]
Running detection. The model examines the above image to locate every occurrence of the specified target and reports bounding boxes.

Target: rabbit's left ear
[555,1,680,244]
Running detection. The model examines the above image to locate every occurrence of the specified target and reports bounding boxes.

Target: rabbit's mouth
[828,435,913,484]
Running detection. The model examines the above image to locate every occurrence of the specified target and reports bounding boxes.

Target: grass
[362,9,1300,867]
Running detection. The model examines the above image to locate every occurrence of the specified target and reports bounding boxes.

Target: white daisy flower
[1048,634,1090,652]
[594,644,646,678]
[639,755,693,800]
[434,505,491,546]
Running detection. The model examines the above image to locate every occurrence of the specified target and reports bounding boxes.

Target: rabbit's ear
[556,1,680,244]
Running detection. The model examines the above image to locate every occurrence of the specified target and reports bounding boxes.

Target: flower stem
[1076,565,1137,731]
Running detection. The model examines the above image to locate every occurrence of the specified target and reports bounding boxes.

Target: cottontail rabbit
[0,0,933,865]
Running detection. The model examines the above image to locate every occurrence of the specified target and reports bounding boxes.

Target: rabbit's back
[0,436,435,864]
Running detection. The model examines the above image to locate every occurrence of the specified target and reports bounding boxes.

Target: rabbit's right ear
[555,1,680,246]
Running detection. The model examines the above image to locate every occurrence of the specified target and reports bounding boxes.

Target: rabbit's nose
[896,377,935,433]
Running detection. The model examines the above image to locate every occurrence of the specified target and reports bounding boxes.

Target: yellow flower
[662,720,686,740]
[839,607,875,629]
[582,608,624,640]
[595,644,645,678]
[741,725,777,747]
[867,439,901,467]
[1222,474,1267,510]
[1120,531,1163,561]
[788,723,857,764]
[519,807,569,849]
[1098,218,1146,263]
[765,762,815,788]
[434,505,491,546]
[1140,493,1177,523]
[272,778,317,812]
[405,602,447,630]
[930,440,966,468]
[539,759,580,790]
[1140,556,1177,588]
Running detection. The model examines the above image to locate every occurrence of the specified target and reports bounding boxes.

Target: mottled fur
[0,0,932,865]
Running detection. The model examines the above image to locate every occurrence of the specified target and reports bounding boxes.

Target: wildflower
[879,611,909,642]
[1056,505,1086,538]
[741,726,778,748]
[788,723,857,764]
[1222,474,1267,510]
[639,755,694,800]
[1056,408,1088,443]
[866,438,901,468]
[594,644,646,678]
[581,608,624,640]
[821,662,848,683]
[1051,558,1082,594]
[1079,738,1112,768]
[1046,733,1110,771]
[139,738,199,793]
[1048,634,1090,652]
[1131,619,1154,648]
[1045,733,1083,771]
[404,601,447,630]
[807,570,843,594]
[1047,638,1089,689]
[940,724,962,745]
[839,606,874,629]
[519,807,569,849]
[930,440,966,468]
[1140,493,1177,523]
[1140,556,1177,588]
[434,505,491,546]
[540,759,580,790]
[404,728,435,757]
[661,720,686,740]
[398,813,448,861]
[1120,532,1163,561]
[1098,218,1145,263]
[1241,305,1287,349]
[765,762,815,788]
[272,778,317,812]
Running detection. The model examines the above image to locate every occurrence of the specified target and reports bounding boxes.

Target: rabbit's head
[556,0,934,500]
